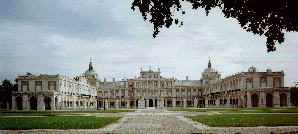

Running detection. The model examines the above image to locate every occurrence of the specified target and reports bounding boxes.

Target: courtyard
[1,108,298,133]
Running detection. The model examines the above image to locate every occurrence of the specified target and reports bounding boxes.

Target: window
[35,81,42,91]
[261,78,267,87]
[246,78,253,89]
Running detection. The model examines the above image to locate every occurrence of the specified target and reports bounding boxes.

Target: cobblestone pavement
[2,108,298,134]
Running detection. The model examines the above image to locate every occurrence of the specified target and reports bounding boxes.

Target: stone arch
[30,96,37,110]
[44,97,51,110]
[16,96,23,110]
[280,93,287,107]
[266,93,273,107]
[251,93,259,107]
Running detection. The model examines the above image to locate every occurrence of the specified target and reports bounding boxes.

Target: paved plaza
[2,108,298,133]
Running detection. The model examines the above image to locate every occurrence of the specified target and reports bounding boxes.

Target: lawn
[0,116,121,130]
[169,108,298,113]
[0,110,136,116]
[186,114,298,127]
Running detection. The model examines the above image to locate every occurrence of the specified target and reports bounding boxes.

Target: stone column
[215,99,220,108]
[95,100,98,110]
[153,99,155,107]
[105,99,109,110]
[194,98,198,108]
[247,92,252,108]
[146,99,149,108]
[72,101,75,110]
[83,100,86,110]
[183,98,187,108]
[126,100,130,109]
[115,100,119,109]
[205,98,208,108]
[61,98,65,110]
[65,97,68,109]
[227,97,230,108]
[164,99,167,107]
[172,98,176,108]
[161,98,164,108]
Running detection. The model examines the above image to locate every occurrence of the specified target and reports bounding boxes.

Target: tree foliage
[0,79,15,109]
[131,0,298,52]
[291,87,298,106]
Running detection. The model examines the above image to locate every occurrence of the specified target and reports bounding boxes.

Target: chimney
[113,78,115,82]
[104,78,106,82]
[186,76,188,81]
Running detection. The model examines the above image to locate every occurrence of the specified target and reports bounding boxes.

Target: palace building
[12,59,291,110]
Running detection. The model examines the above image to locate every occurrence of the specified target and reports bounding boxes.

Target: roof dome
[204,67,216,72]
[84,61,98,75]
[84,69,97,75]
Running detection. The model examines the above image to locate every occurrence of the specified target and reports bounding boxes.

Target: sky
[0,0,298,87]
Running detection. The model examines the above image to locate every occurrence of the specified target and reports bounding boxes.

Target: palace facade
[12,60,291,110]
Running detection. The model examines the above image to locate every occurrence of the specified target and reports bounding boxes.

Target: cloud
[1,1,298,87]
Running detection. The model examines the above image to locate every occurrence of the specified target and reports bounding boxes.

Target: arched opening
[167,99,172,107]
[280,93,287,107]
[30,96,37,110]
[266,93,273,107]
[98,101,102,108]
[45,97,51,110]
[149,99,153,107]
[136,99,139,108]
[16,96,23,110]
[251,93,259,107]
[130,100,134,108]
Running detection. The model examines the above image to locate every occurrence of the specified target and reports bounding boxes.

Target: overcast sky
[1,0,298,87]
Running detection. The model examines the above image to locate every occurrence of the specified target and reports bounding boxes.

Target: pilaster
[51,95,55,110]
[23,94,29,111]
[287,92,291,107]
[37,95,44,111]
[12,96,16,110]
[247,92,252,108]
[115,100,119,109]
[259,92,266,108]
[273,92,280,108]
